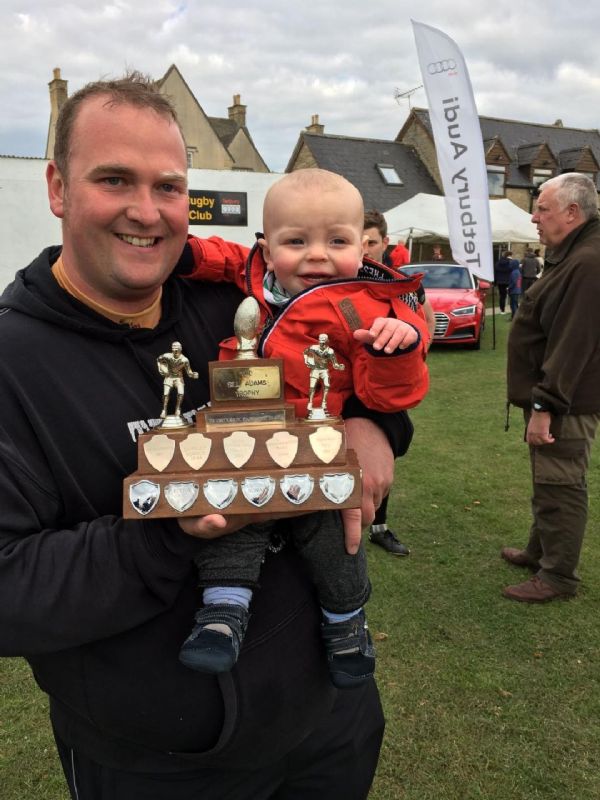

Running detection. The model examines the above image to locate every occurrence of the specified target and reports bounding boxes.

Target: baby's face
[262,184,364,297]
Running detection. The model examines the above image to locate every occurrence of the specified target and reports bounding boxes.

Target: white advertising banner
[412,20,494,281]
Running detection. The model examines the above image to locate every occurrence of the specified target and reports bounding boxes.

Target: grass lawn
[2,317,599,799]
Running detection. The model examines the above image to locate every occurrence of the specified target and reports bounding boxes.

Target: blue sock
[203,586,252,610]
[322,607,362,624]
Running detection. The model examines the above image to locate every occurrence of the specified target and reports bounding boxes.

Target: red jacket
[185,236,429,419]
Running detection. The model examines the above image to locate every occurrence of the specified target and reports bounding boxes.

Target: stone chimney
[553,119,564,128]
[45,67,68,159]
[228,94,246,128]
[306,114,324,135]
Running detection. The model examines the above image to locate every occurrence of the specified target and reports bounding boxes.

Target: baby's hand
[353,317,418,353]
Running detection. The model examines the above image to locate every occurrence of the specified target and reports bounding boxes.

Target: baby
[178,169,429,688]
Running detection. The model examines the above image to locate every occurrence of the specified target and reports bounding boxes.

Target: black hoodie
[0,247,341,772]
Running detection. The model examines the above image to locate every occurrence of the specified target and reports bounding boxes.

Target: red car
[402,263,490,350]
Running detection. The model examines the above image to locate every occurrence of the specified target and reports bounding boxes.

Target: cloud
[2,1,600,169]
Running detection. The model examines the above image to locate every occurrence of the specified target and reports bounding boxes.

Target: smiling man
[0,73,408,800]
[502,173,600,603]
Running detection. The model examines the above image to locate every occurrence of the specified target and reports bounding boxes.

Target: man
[0,73,404,799]
[361,209,433,557]
[494,250,515,314]
[502,172,600,603]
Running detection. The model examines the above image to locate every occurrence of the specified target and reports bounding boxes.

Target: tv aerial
[394,84,423,110]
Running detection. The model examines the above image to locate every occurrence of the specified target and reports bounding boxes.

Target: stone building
[45,65,269,173]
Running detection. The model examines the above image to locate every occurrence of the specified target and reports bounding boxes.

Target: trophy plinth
[123,299,362,519]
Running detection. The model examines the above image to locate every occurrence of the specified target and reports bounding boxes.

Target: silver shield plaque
[143,434,176,472]
[319,473,355,504]
[164,481,199,513]
[223,431,256,469]
[241,476,276,507]
[129,480,160,515]
[203,479,238,509]
[280,474,314,505]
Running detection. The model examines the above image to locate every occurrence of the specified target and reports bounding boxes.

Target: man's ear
[46,161,66,219]
[383,236,390,249]
[258,237,275,272]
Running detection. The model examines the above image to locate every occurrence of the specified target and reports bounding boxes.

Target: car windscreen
[402,265,472,289]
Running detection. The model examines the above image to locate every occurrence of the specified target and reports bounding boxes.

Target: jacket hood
[0,246,183,344]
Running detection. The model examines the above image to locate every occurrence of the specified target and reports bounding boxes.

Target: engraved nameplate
[211,364,282,402]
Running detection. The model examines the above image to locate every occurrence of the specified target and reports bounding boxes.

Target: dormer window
[376,164,403,185]
[487,164,506,197]
[532,167,553,188]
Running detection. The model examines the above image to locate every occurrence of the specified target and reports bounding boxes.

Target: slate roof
[286,132,440,212]
[407,108,600,189]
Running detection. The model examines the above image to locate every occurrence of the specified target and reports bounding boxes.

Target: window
[532,167,553,188]
[487,165,505,196]
[186,148,197,169]
[376,164,403,185]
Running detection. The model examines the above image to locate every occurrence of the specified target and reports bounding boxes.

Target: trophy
[123,297,362,518]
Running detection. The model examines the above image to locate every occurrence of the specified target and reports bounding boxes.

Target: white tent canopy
[384,193,538,244]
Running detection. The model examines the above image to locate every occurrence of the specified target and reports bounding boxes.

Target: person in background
[361,209,434,556]
[494,250,515,314]
[431,244,444,261]
[508,260,522,320]
[389,239,410,268]
[502,173,600,603]
[520,248,541,292]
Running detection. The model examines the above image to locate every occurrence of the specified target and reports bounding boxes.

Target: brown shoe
[502,576,573,603]
[500,547,539,570]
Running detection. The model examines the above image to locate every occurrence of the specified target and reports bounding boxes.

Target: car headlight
[451,305,477,317]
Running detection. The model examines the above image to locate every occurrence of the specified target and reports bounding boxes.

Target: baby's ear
[259,238,275,272]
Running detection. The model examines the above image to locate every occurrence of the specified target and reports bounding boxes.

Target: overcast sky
[2,1,600,172]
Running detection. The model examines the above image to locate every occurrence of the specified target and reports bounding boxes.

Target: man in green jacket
[502,172,600,602]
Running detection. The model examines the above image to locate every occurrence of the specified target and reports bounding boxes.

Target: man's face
[531,184,576,248]
[262,184,363,297]
[47,96,189,309]
[363,226,389,263]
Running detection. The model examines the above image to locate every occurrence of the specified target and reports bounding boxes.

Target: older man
[0,73,404,799]
[501,173,600,602]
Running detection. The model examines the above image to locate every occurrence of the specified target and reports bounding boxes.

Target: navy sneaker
[179,603,250,673]
[321,610,375,689]
[369,527,410,556]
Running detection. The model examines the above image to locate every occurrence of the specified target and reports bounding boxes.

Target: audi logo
[427,59,457,74]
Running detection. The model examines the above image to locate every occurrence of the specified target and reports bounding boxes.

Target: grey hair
[541,173,599,221]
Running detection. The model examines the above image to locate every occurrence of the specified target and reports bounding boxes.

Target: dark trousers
[373,493,389,526]
[497,283,509,312]
[193,512,370,614]
[54,679,384,800]
[509,293,520,319]
[524,412,600,593]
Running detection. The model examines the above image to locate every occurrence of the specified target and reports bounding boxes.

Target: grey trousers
[193,511,370,614]
[524,411,600,593]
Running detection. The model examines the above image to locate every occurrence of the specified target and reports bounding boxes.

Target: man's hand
[526,410,555,446]
[178,512,287,539]
[353,317,418,353]
[345,416,394,533]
